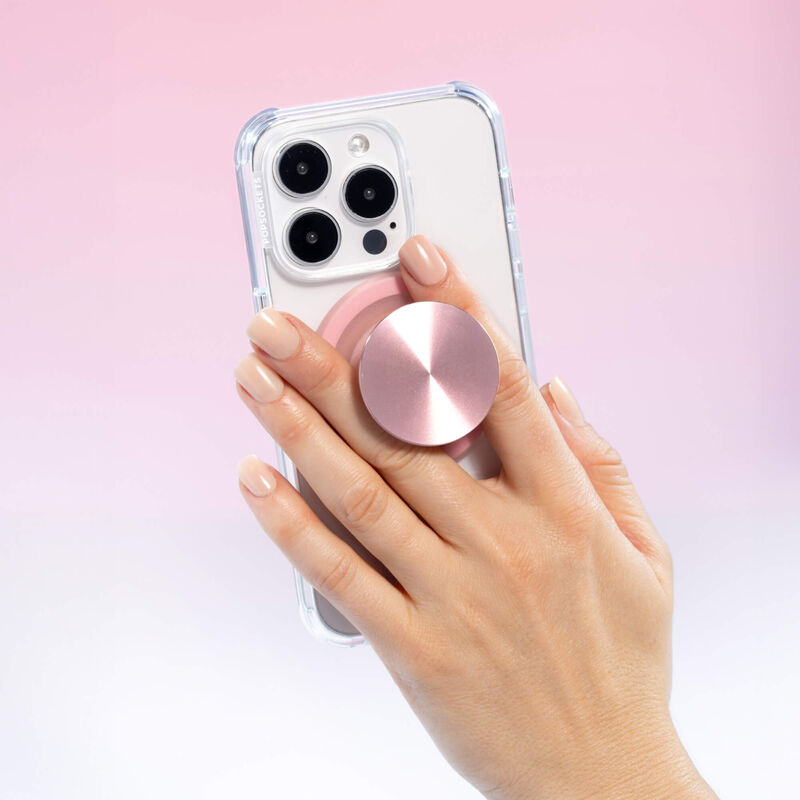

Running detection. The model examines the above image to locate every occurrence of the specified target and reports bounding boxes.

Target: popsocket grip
[358,302,499,446]
[316,274,498,452]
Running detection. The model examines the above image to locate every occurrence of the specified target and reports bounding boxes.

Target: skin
[234,235,718,800]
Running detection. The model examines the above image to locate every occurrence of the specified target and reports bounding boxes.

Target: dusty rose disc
[358,301,499,446]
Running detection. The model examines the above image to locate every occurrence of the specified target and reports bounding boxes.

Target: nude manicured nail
[549,374,585,426]
[398,235,447,286]
[246,308,301,360]
[234,354,284,402]
[237,454,277,497]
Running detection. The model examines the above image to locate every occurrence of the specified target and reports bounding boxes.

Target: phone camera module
[286,210,340,265]
[276,141,330,196]
[343,166,397,220]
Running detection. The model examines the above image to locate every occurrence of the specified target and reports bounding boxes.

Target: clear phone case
[235,82,534,646]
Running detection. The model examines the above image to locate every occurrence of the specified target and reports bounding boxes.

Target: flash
[348,133,370,156]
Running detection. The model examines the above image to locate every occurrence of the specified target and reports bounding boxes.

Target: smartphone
[235,82,534,646]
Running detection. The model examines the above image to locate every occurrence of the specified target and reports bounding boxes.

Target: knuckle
[590,438,631,483]
[273,400,313,447]
[471,510,541,583]
[262,513,289,546]
[316,551,359,597]
[493,536,540,585]
[369,434,426,478]
[494,356,534,414]
[652,535,674,579]
[339,476,389,529]
[302,353,343,397]
[558,480,605,532]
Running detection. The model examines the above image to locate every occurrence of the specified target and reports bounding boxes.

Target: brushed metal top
[358,301,499,447]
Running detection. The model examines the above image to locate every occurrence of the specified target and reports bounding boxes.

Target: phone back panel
[236,83,533,645]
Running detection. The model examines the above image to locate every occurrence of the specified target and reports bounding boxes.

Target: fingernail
[246,309,301,360]
[549,374,585,426]
[398,235,447,286]
[237,454,277,497]
[234,354,284,403]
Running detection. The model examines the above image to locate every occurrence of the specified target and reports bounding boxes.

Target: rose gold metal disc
[358,301,499,447]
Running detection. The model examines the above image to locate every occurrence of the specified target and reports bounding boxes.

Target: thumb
[541,376,672,586]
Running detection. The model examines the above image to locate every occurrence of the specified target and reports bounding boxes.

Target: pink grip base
[316,273,483,459]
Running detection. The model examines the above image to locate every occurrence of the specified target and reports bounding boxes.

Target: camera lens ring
[274,140,331,197]
[284,208,341,266]
[342,165,398,222]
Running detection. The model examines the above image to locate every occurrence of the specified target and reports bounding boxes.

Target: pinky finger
[540,378,673,588]
[237,454,409,643]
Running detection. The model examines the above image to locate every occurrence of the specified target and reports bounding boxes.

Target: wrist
[486,705,717,800]
[576,731,718,800]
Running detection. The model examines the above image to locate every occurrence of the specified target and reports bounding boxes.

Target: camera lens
[276,141,330,195]
[286,210,340,264]
[343,166,397,220]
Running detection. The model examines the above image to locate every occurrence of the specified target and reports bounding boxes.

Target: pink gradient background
[1,1,798,798]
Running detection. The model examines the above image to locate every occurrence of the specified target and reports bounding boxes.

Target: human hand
[234,235,717,800]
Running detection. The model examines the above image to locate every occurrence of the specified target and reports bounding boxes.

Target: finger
[234,353,447,595]
[244,305,482,537]
[397,235,573,494]
[236,455,410,642]
[541,375,673,585]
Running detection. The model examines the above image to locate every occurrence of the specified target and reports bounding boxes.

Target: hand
[234,235,717,800]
